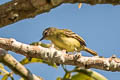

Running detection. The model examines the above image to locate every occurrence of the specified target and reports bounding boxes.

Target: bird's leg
[74,48,82,60]
[74,48,82,56]
[62,49,67,53]
[50,43,55,48]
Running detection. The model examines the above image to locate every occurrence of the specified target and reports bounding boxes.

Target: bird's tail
[84,47,98,56]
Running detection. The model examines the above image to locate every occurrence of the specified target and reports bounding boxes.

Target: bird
[40,27,98,56]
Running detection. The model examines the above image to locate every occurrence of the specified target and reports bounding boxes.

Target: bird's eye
[44,32,47,35]
[43,31,48,36]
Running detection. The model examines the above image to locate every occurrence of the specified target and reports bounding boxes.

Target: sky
[0,0,120,80]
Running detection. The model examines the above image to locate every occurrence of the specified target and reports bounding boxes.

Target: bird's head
[40,27,57,41]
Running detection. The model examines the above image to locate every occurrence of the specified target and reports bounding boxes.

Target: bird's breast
[52,37,82,52]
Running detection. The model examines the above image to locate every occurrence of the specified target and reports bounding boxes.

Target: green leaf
[19,78,25,80]
[90,70,107,80]
[71,72,93,80]
[72,69,107,80]
[20,58,43,65]
[30,42,51,48]
[63,72,71,80]
[0,63,4,69]
[10,76,14,80]
[0,63,9,76]
[56,77,62,80]
[2,74,9,80]
[20,58,57,68]
[0,72,2,75]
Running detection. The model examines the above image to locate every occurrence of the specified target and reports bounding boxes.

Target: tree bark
[0,48,43,80]
[0,0,119,28]
[0,38,120,72]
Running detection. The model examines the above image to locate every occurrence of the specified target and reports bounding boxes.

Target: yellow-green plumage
[40,27,98,56]
[52,35,82,52]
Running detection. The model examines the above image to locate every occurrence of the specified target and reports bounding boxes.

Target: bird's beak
[40,36,45,41]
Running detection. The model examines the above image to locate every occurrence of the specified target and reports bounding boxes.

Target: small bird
[40,27,98,56]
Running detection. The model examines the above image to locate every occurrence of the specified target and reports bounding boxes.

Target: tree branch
[0,48,42,80]
[0,0,119,28]
[0,38,120,72]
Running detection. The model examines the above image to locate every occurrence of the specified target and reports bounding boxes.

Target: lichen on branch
[0,38,120,72]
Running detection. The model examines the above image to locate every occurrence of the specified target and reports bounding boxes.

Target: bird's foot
[61,50,67,53]
[74,52,82,60]
[93,55,99,58]
[50,43,55,48]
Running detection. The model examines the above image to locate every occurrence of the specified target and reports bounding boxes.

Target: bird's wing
[62,29,86,46]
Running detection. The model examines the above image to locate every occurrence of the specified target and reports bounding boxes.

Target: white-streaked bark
[0,48,43,80]
[0,38,120,72]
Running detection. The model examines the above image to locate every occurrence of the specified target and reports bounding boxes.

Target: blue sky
[0,1,120,80]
